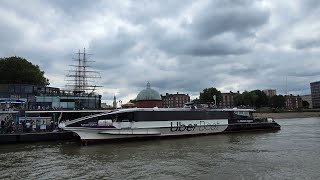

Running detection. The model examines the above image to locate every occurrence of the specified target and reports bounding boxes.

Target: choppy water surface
[1,118,320,180]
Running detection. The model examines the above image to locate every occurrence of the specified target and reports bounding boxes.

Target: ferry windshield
[96,112,134,122]
[234,111,253,118]
[116,112,134,122]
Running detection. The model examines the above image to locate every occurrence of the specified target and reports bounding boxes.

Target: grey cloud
[0,24,22,50]
[282,64,320,78]
[227,64,258,76]
[87,30,138,73]
[45,0,103,18]
[101,93,115,102]
[227,61,275,77]
[293,38,320,49]
[0,0,319,104]
[117,0,192,24]
[186,40,250,56]
[150,78,206,92]
[89,31,137,59]
[151,25,252,56]
[291,71,320,77]
[300,0,320,13]
[143,0,269,57]
[191,1,270,39]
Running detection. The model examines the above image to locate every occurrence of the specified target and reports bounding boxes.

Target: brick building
[285,95,303,109]
[220,92,235,108]
[161,92,190,108]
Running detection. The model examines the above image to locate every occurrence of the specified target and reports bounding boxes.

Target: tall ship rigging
[65,48,101,95]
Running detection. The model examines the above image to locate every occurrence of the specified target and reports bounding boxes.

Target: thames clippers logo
[170,121,219,132]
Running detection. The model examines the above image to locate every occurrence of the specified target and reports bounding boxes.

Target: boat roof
[107,107,255,114]
[64,107,255,126]
[25,110,109,113]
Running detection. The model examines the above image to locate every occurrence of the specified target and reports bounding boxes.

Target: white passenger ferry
[62,106,280,143]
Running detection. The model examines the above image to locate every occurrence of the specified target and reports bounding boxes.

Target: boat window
[97,114,115,121]
[134,111,228,121]
[116,112,134,122]
[234,111,250,117]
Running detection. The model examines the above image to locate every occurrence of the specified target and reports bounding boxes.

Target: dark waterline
[1,118,320,180]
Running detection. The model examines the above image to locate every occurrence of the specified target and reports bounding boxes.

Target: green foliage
[0,56,49,85]
[233,90,269,108]
[200,87,222,105]
[233,93,244,106]
[252,90,269,108]
[243,91,254,106]
[302,100,309,109]
[269,95,286,108]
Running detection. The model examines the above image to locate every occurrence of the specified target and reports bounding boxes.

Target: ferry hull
[62,108,281,143]
[64,125,228,141]
[64,122,280,142]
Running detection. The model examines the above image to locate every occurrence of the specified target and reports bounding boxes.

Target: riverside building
[285,95,303,109]
[221,92,236,108]
[301,95,312,108]
[161,92,190,108]
[310,81,320,108]
[263,89,277,97]
[0,84,101,110]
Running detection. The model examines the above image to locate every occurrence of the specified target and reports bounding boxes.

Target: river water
[0,118,319,180]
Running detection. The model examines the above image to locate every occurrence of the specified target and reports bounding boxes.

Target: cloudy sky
[1,0,319,104]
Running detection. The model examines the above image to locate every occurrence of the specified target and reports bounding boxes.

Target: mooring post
[16,111,20,125]
[53,112,56,129]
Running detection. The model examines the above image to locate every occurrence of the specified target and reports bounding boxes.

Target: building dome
[136,82,161,101]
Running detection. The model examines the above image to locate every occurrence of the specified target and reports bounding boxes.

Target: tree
[0,56,49,85]
[302,100,309,109]
[200,87,222,105]
[251,90,269,108]
[269,95,286,109]
[233,93,244,106]
[242,91,255,107]
[233,90,269,108]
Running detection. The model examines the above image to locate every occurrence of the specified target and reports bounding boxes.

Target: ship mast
[65,48,101,94]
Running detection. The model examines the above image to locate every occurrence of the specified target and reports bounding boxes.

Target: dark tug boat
[225,116,280,132]
[62,102,281,143]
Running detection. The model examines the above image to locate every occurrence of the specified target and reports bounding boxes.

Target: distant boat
[63,106,280,143]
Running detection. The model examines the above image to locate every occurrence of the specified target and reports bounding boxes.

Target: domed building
[135,82,162,108]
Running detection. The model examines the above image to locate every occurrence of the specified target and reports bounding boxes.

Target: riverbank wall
[253,112,320,119]
[0,131,78,144]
